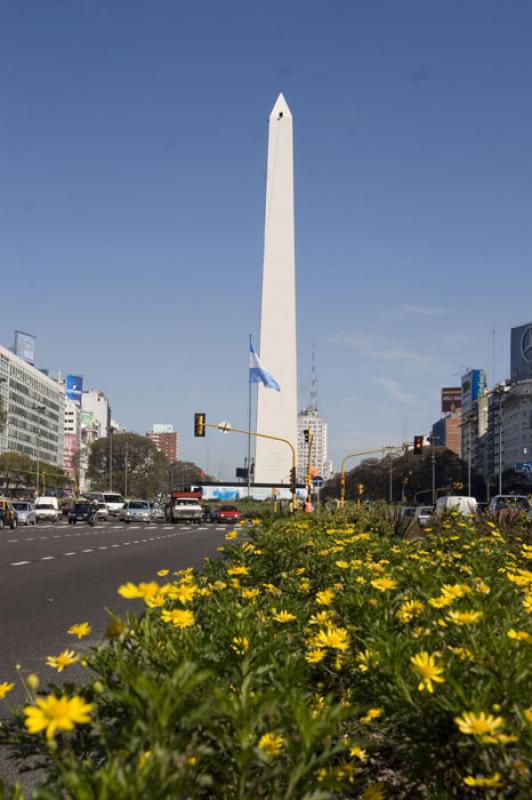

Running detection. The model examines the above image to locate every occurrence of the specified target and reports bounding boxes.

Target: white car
[96,502,109,521]
[33,502,59,522]
[120,501,151,524]
[434,496,477,517]
[414,505,434,527]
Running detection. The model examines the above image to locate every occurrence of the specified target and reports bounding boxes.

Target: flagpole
[247,334,252,498]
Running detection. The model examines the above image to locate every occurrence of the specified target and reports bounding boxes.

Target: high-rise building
[431,412,462,457]
[147,425,179,462]
[297,409,332,484]
[82,389,110,439]
[63,398,81,477]
[255,94,298,483]
[0,343,65,468]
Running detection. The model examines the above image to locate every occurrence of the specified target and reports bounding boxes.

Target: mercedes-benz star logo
[521,326,532,363]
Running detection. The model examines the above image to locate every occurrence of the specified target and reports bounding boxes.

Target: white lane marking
[39,536,48,540]
[11,561,30,566]
[64,552,76,556]
[27,537,34,541]
[7,539,19,543]
[41,556,55,561]
[123,542,130,546]
[112,544,120,548]
[198,527,207,530]
[216,527,226,531]
[53,535,60,538]
[181,526,191,530]
[98,546,108,550]
[82,549,93,553]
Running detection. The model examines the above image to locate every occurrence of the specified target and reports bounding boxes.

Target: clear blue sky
[2,1,532,477]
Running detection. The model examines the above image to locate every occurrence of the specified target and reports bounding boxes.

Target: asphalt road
[0,517,230,702]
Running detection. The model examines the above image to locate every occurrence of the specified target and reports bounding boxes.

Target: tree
[167,461,214,491]
[0,452,68,495]
[87,433,169,499]
[0,395,6,432]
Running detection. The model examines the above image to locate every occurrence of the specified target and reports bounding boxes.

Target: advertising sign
[515,462,532,475]
[65,375,83,407]
[511,323,532,382]
[14,330,36,365]
[153,424,173,433]
[441,387,462,413]
[461,369,487,415]
[81,411,94,432]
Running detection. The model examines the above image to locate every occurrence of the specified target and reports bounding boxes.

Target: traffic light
[194,413,206,437]
[413,435,423,455]
[303,429,310,443]
[290,466,297,489]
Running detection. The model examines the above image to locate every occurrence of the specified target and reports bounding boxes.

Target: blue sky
[2,1,532,478]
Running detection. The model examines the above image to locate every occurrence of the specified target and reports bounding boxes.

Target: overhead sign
[515,462,532,475]
[441,387,462,413]
[312,475,324,488]
[511,322,532,382]
[153,424,173,434]
[14,330,36,365]
[461,369,487,415]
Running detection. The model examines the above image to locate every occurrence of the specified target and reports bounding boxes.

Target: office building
[297,408,332,484]
[81,388,110,439]
[147,425,179,462]
[0,343,65,468]
[431,412,462,457]
[63,398,81,477]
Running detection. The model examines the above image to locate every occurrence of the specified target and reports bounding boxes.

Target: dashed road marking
[11,561,30,566]
[41,556,54,561]
[82,549,93,553]
[64,552,76,556]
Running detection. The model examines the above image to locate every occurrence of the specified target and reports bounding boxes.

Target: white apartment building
[0,343,65,468]
[82,388,110,439]
[64,398,81,477]
[297,408,333,484]
[501,380,532,469]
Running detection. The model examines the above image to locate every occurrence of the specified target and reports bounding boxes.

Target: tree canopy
[87,433,169,498]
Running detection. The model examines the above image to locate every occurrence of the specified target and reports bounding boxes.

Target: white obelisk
[254,94,297,484]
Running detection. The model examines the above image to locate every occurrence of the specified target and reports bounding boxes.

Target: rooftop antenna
[309,347,319,412]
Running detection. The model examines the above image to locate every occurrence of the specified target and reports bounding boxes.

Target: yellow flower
[241,588,260,600]
[0,682,14,700]
[523,594,532,613]
[298,577,311,593]
[455,711,504,736]
[169,583,198,604]
[26,674,40,691]
[356,649,378,672]
[370,577,397,592]
[46,650,79,673]
[117,581,160,600]
[24,694,93,739]
[313,626,350,651]
[447,610,483,625]
[361,783,385,799]
[523,708,532,722]
[225,530,238,540]
[309,610,335,626]
[410,652,445,693]
[227,565,248,576]
[463,772,502,788]
[272,610,297,623]
[447,645,473,661]
[157,569,170,576]
[263,582,282,595]
[230,636,249,656]
[507,628,532,643]
[396,600,424,623]
[67,622,91,639]
[258,731,285,757]
[305,648,326,664]
[160,609,195,628]
[316,589,335,606]
[349,745,368,761]
[360,707,383,724]
[335,560,350,569]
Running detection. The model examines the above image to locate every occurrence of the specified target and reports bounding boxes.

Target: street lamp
[32,403,46,496]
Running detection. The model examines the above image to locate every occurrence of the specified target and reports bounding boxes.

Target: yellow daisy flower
[24,694,93,739]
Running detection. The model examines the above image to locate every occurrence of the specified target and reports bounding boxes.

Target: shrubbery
[1,511,531,798]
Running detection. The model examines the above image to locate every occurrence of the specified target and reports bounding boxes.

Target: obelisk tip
[269,93,292,120]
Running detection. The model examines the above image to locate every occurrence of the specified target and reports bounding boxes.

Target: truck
[166,491,203,524]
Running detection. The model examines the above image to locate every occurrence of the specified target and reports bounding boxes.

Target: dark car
[68,502,98,525]
[202,505,216,522]
[0,498,18,530]
[214,505,241,523]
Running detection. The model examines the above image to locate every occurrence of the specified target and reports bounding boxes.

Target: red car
[215,505,241,523]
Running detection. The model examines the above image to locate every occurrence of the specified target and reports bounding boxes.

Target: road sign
[312,475,324,489]
[515,462,532,474]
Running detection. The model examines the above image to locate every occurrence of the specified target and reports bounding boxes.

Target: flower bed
[1,513,531,798]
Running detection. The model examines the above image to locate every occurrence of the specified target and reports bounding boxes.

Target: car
[434,496,478,516]
[12,501,37,526]
[0,498,18,530]
[96,502,109,521]
[413,505,434,527]
[120,500,151,524]
[149,503,165,521]
[488,495,530,515]
[33,501,59,523]
[399,506,416,519]
[214,505,241,523]
[68,502,99,525]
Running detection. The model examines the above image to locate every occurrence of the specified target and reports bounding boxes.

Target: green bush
[1,512,531,798]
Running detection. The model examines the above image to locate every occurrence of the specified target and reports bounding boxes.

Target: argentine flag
[249,340,281,391]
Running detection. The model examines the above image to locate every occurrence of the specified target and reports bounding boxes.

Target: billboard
[14,331,36,365]
[81,411,94,432]
[153,424,173,433]
[441,387,462,413]
[65,375,83,407]
[511,323,532,382]
[461,369,487,415]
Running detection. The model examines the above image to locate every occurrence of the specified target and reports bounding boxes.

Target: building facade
[0,343,65,468]
[147,425,179,462]
[296,408,332,484]
[63,398,81,477]
[431,412,462,457]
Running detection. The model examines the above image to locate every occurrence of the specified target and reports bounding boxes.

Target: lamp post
[32,403,46,497]
[498,391,503,496]
[427,435,440,505]
[108,425,115,491]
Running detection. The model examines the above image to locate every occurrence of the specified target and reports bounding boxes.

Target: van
[434,496,477,517]
[34,496,59,522]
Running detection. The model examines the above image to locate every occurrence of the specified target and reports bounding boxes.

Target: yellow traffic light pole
[339,445,405,508]
[204,422,298,512]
